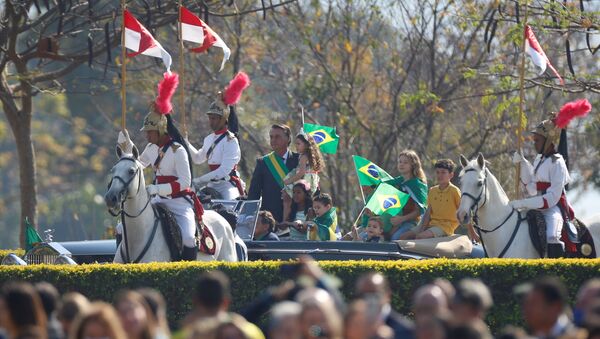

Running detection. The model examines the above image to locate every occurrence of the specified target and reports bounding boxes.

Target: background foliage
[1,0,599,247]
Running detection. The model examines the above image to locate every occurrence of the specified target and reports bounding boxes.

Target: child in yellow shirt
[400,159,476,240]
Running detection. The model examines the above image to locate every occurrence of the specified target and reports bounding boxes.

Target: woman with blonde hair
[69,302,127,339]
[386,150,428,240]
[114,290,156,339]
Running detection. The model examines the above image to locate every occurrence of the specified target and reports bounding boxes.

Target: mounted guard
[511,99,592,258]
[116,72,216,261]
[188,72,251,200]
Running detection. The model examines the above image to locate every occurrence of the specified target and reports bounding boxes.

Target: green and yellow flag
[25,217,43,251]
[303,123,339,154]
[365,183,410,217]
[352,155,393,186]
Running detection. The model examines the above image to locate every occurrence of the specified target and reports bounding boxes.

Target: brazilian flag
[25,217,43,251]
[353,155,393,186]
[303,123,339,154]
[365,183,410,217]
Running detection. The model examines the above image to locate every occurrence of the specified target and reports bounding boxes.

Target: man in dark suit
[355,272,414,339]
[248,124,299,222]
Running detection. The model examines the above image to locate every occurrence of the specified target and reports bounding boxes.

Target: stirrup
[547,244,565,258]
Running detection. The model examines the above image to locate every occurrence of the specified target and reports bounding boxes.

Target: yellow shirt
[427,183,461,235]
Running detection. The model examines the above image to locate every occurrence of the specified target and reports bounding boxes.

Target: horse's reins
[461,167,526,258]
[108,157,156,263]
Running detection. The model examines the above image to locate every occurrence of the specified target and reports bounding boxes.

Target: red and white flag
[524,25,564,85]
[124,10,172,72]
[180,7,231,71]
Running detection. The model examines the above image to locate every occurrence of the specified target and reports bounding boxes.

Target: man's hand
[146,184,160,196]
[512,150,526,164]
[390,215,404,226]
[192,177,209,189]
[467,225,481,243]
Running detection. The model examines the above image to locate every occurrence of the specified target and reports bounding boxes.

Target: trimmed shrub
[0,258,599,332]
[0,249,25,262]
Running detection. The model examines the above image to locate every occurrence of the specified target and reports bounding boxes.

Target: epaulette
[551,153,561,163]
[171,143,181,152]
[226,131,236,140]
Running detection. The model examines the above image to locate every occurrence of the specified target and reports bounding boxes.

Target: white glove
[509,197,544,210]
[512,150,526,164]
[118,129,134,154]
[146,184,171,197]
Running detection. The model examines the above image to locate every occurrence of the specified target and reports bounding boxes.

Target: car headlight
[1,253,27,265]
[54,254,78,265]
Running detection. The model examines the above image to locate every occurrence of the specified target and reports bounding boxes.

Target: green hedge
[1,259,599,332]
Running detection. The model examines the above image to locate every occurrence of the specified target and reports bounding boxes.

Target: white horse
[105,146,237,263]
[456,153,600,258]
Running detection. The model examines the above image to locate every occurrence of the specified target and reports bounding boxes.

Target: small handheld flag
[25,217,43,251]
[303,123,339,154]
[123,10,172,72]
[352,155,393,186]
[365,183,410,217]
[524,25,564,85]
[179,7,231,71]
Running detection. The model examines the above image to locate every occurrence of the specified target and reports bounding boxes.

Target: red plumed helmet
[222,72,251,106]
[555,99,592,129]
[155,72,179,115]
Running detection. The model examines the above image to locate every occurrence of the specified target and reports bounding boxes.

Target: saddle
[527,210,596,258]
[154,203,216,261]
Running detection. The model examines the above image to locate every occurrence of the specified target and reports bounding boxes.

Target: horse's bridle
[460,167,525,258]
[107,157,150,218]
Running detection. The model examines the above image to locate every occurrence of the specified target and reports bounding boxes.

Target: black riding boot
[547,244,565,258]
[181,245,198,261]
[116,234,122,248]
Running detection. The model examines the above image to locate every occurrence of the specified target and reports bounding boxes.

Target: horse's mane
[459,159,510,204]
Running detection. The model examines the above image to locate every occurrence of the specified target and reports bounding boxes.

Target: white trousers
[207,180,241,200]
[116,196,197,248]
[543,205,564,246]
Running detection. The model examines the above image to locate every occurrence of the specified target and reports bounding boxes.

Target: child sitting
[386,150,428,240]
[399,159,467,240]
[352,216,384,243]
[254,211,280,241]
[307,193,339,241]
[279,180,315,240]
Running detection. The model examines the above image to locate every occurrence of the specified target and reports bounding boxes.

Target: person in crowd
[268,301,302,339]
[186,313,264,339]
[385,150,428,240]
[280,181,315,241]
[70,302,127,339]
[281,131,324,220]
[351,216,384,242]
[0,282,47,339]
[34,282,63,339]
[344,299,394,339]
[355,272,414,339]
[114,290,156,339]
[188,72,250,200]
[297,288,343,339]
[248,124,300,222]
[521,276,578,338]
[56,292,90,338]
[212,203,248,261]
[181,271,232,328]
[414,314,449,339]
[446,321,493,339]
[432,278,456,306]
[307,194,339,241]
[254,211,280,241]
[574,278,600,329]
[400,159,476,241]
[451,279,493,328]
[412,284,449,322]
[136,288,170,339]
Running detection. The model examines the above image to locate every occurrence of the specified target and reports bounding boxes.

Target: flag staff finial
[515,0,530,199]
[120,0,127,130]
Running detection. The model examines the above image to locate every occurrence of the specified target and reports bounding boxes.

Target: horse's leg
[587,222,600,258]
[113,244,124,263]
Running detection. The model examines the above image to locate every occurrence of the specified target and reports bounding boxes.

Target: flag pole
[515,0,530,199]
[300,104,305,128]
[178,1,187,137]
[120,0,127,130]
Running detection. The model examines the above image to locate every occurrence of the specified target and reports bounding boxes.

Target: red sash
[537,181,577,252]
[208,164,245,196]
[155,176,215,255]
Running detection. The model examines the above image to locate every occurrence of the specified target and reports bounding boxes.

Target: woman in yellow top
[399,159,479,241]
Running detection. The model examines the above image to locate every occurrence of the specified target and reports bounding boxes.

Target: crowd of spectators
[1,257,599,339]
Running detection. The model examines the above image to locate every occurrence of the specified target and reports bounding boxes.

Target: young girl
[386,150,428,240]
[280,181,314,240]
[282,131,324,221]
